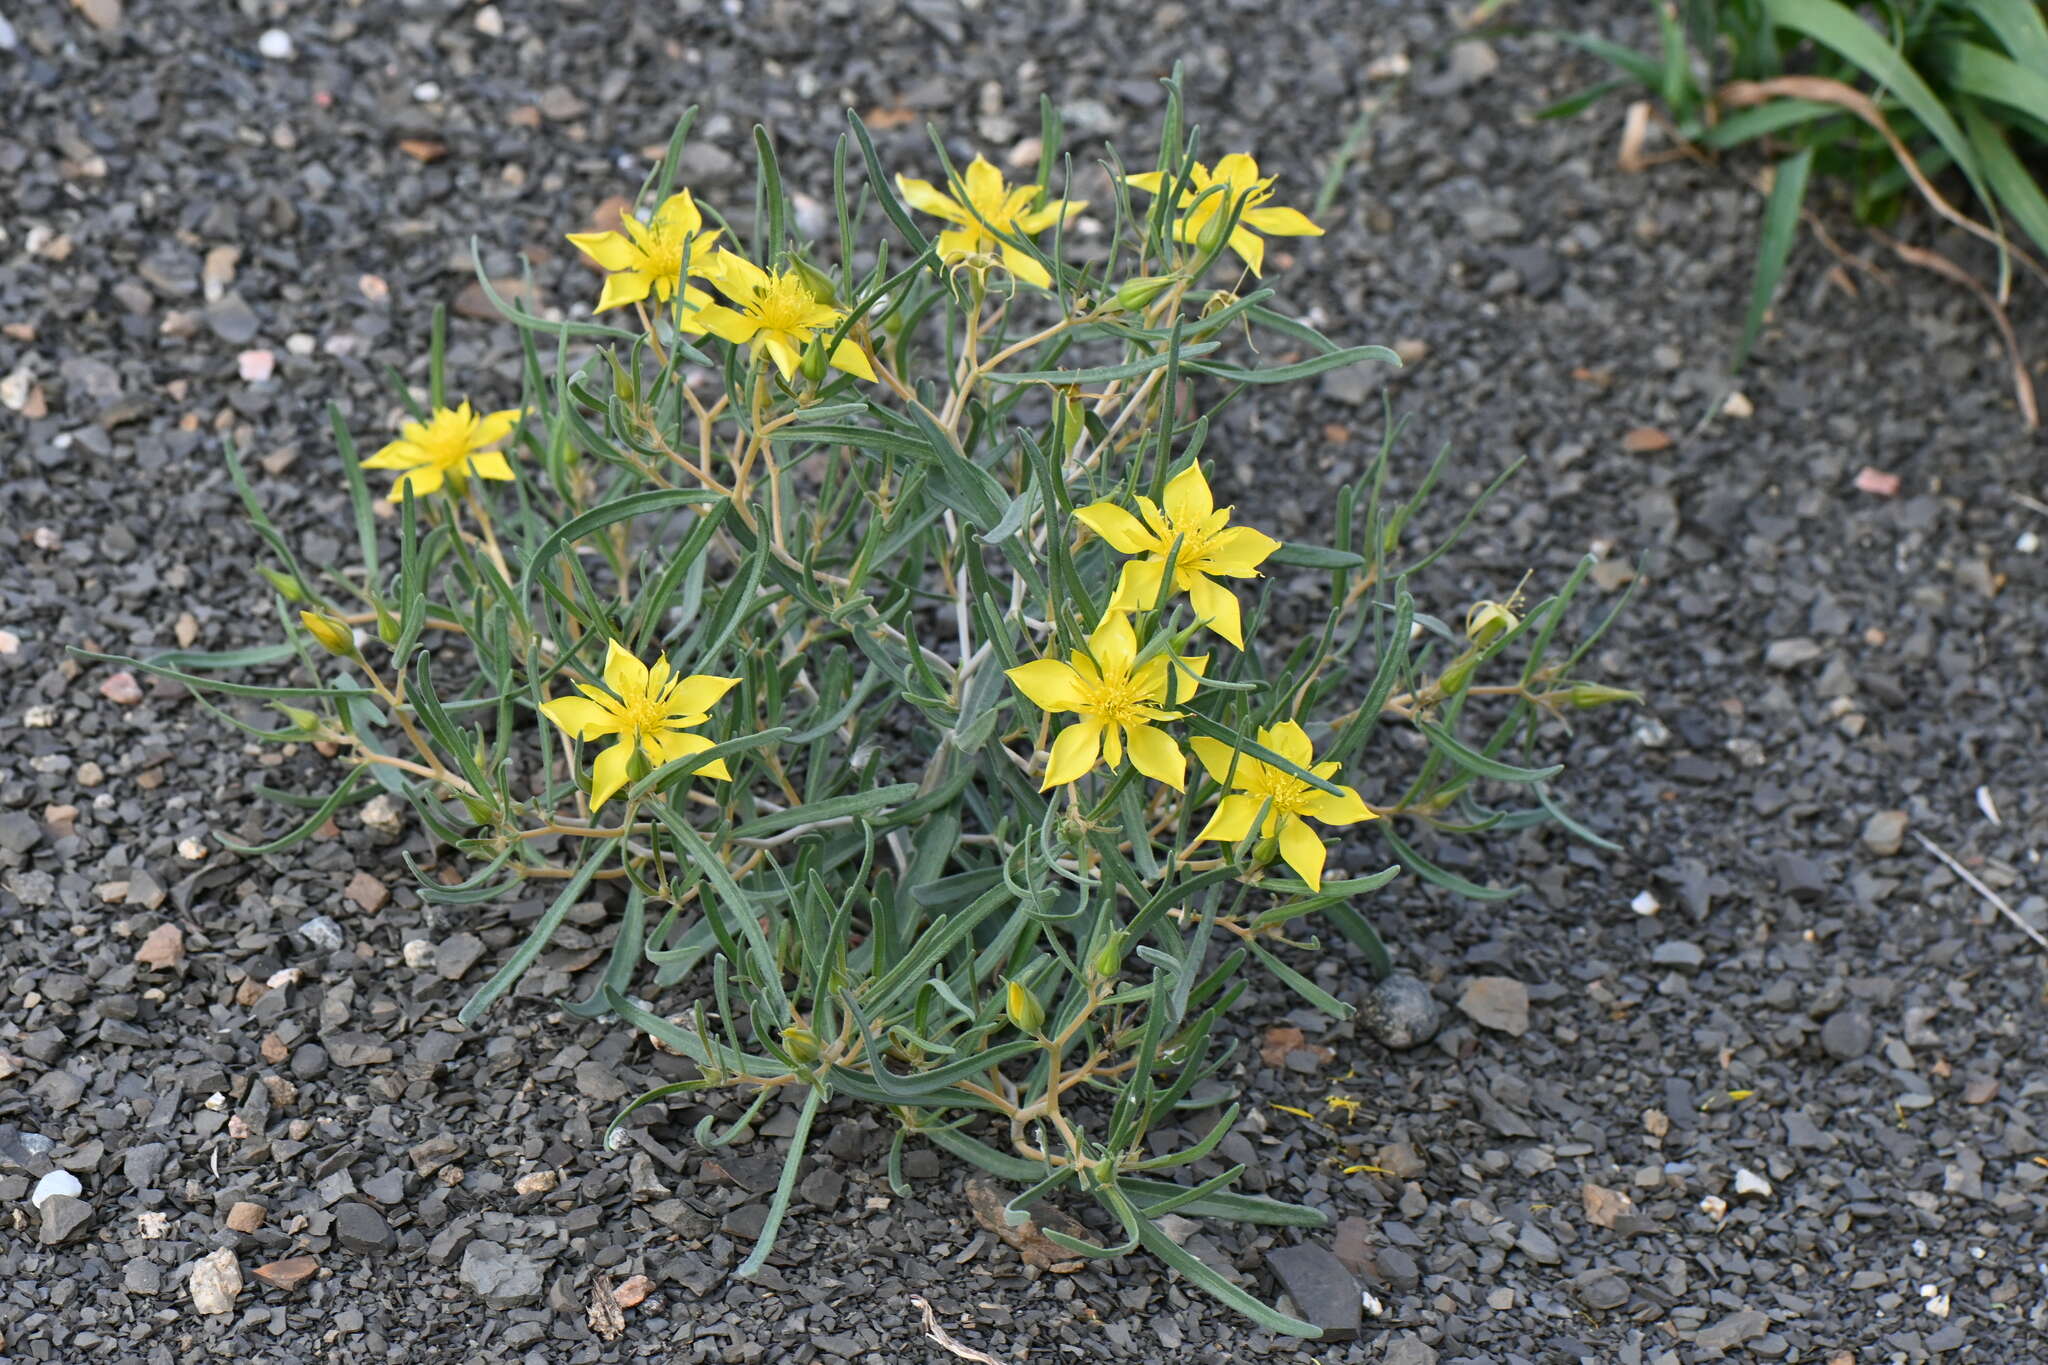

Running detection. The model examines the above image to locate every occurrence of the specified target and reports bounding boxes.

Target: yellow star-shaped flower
[1124,153,1322,277]
[896,155,1086,289]
[360,401,521,502]
[1005,613,1204,791]
[1190,721,1375,892]
[565,190,721,319]
[692,252,877,383]
[539,640,740,812]
[1074,463,1281,649]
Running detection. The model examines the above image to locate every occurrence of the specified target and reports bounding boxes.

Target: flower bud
[1196,208,1231,254]
[1566,683,1642,709]
[792,257,839,306]
[1435,652,1477,698]
[259,565,306,603]
[1058,390,1087,454]
[1005,979,1045,1035]
[299,610,356,658]
[1465,600,1518,646]
[272,703,322,735]
[375,602,400,646]
[1089,930,1128,983]
[799,335,830,385]
[779,1025,820,1064]
[1250,835,1280,870]
[1112,275,1176,310]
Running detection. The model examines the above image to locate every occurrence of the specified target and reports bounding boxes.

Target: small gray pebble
[1359,972,1442,1050]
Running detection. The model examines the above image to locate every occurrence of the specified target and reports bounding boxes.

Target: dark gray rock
[1358,972,1442,1049]
[1821,1010,1874,1061]
[39,1193,94,1245]
[334,1202,393,1254]
[1264,1243,1361,1342]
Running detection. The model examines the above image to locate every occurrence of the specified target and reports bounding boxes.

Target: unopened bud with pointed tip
[299,610,356,658]
[1005,979,1045,1036]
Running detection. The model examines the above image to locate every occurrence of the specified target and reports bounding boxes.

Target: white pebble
[2017,530,2040,554]
[257,28,293,60]
[1733,1168,1773,1198]
[1630,890,1661,917]
[402,939,437,969]
[413,80,443,103]
[31,1170,82,1208]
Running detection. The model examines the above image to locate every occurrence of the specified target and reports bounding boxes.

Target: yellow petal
[963,155,1003,208]
[1212,152,1263,186]
[1123,171,1166,194]
[596,270,655,313]
[1124,724,1186,791]
[1305,784,1375,827]
[1074,502,1156,555]
[1259,720,1316,769]
[471,408,523,448]
[1100,720,1124,769]
[1085,610,1138,675]
[566,229,638,272]
[895,176,970,223]
[709,251,769,297]
[602,640,649,701]
[647,727,729,781]
[1242,204,1323,237]
[1195,794,1263,844]
[1187,574,1244,649]
[1162,462,1215,527]
[539,694,619,741]
[669,673,740,715]
[1199,525,1281,577]
[388,465,445,502]
[829,338,877,382]
[936,225,987,262]
[466,449,515,482]
[999,243,1052,289]
[759,334,801,382]
[589,739,635,812]
[1189,736,1244,786]
[1276,816,1327,891]
[1109,558,1169,615]
[1041,719,1102,789]
[362,439,423,471]
[692,303,760,347]
[652,190,703,235]
[1015,198,1087,234]
[1228,226,1266,277]
[1006,659,1086,713]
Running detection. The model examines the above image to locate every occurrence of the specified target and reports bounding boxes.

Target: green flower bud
[260,565,306,603]
[459,793,499,827]
[792,257,839,306]
[272,703,322,735]
[1005,979,1045,1036]
[1566,683,1642,709]
[1112,275,1176,310]
[1089,930,1128,983]
[799,334,830,385]
[1435,652,1477,698]
[1465,600,1518,646]
[780,1025,820,1064]
[299,610,356,658]
[375,602,399,646]
[1059,391,1087,454]
[1250,835,1280,870]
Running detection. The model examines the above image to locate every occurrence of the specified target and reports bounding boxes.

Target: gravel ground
[5,2,2047,1362]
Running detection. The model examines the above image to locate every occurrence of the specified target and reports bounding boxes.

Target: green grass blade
[1735,146,1813,372]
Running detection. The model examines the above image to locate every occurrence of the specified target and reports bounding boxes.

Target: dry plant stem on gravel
[91,77,1636,1336]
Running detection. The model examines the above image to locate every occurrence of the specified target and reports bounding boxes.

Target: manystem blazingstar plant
[101,78,1639,1338]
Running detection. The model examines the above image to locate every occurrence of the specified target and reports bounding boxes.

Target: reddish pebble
[99,671,144,705]
[253,1255,318,1290]
[225,1201,266,1233]
[613,1274,655,1309]
[134,922,185,968]
[1853,467,1900,497]
[238,349,276,382]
